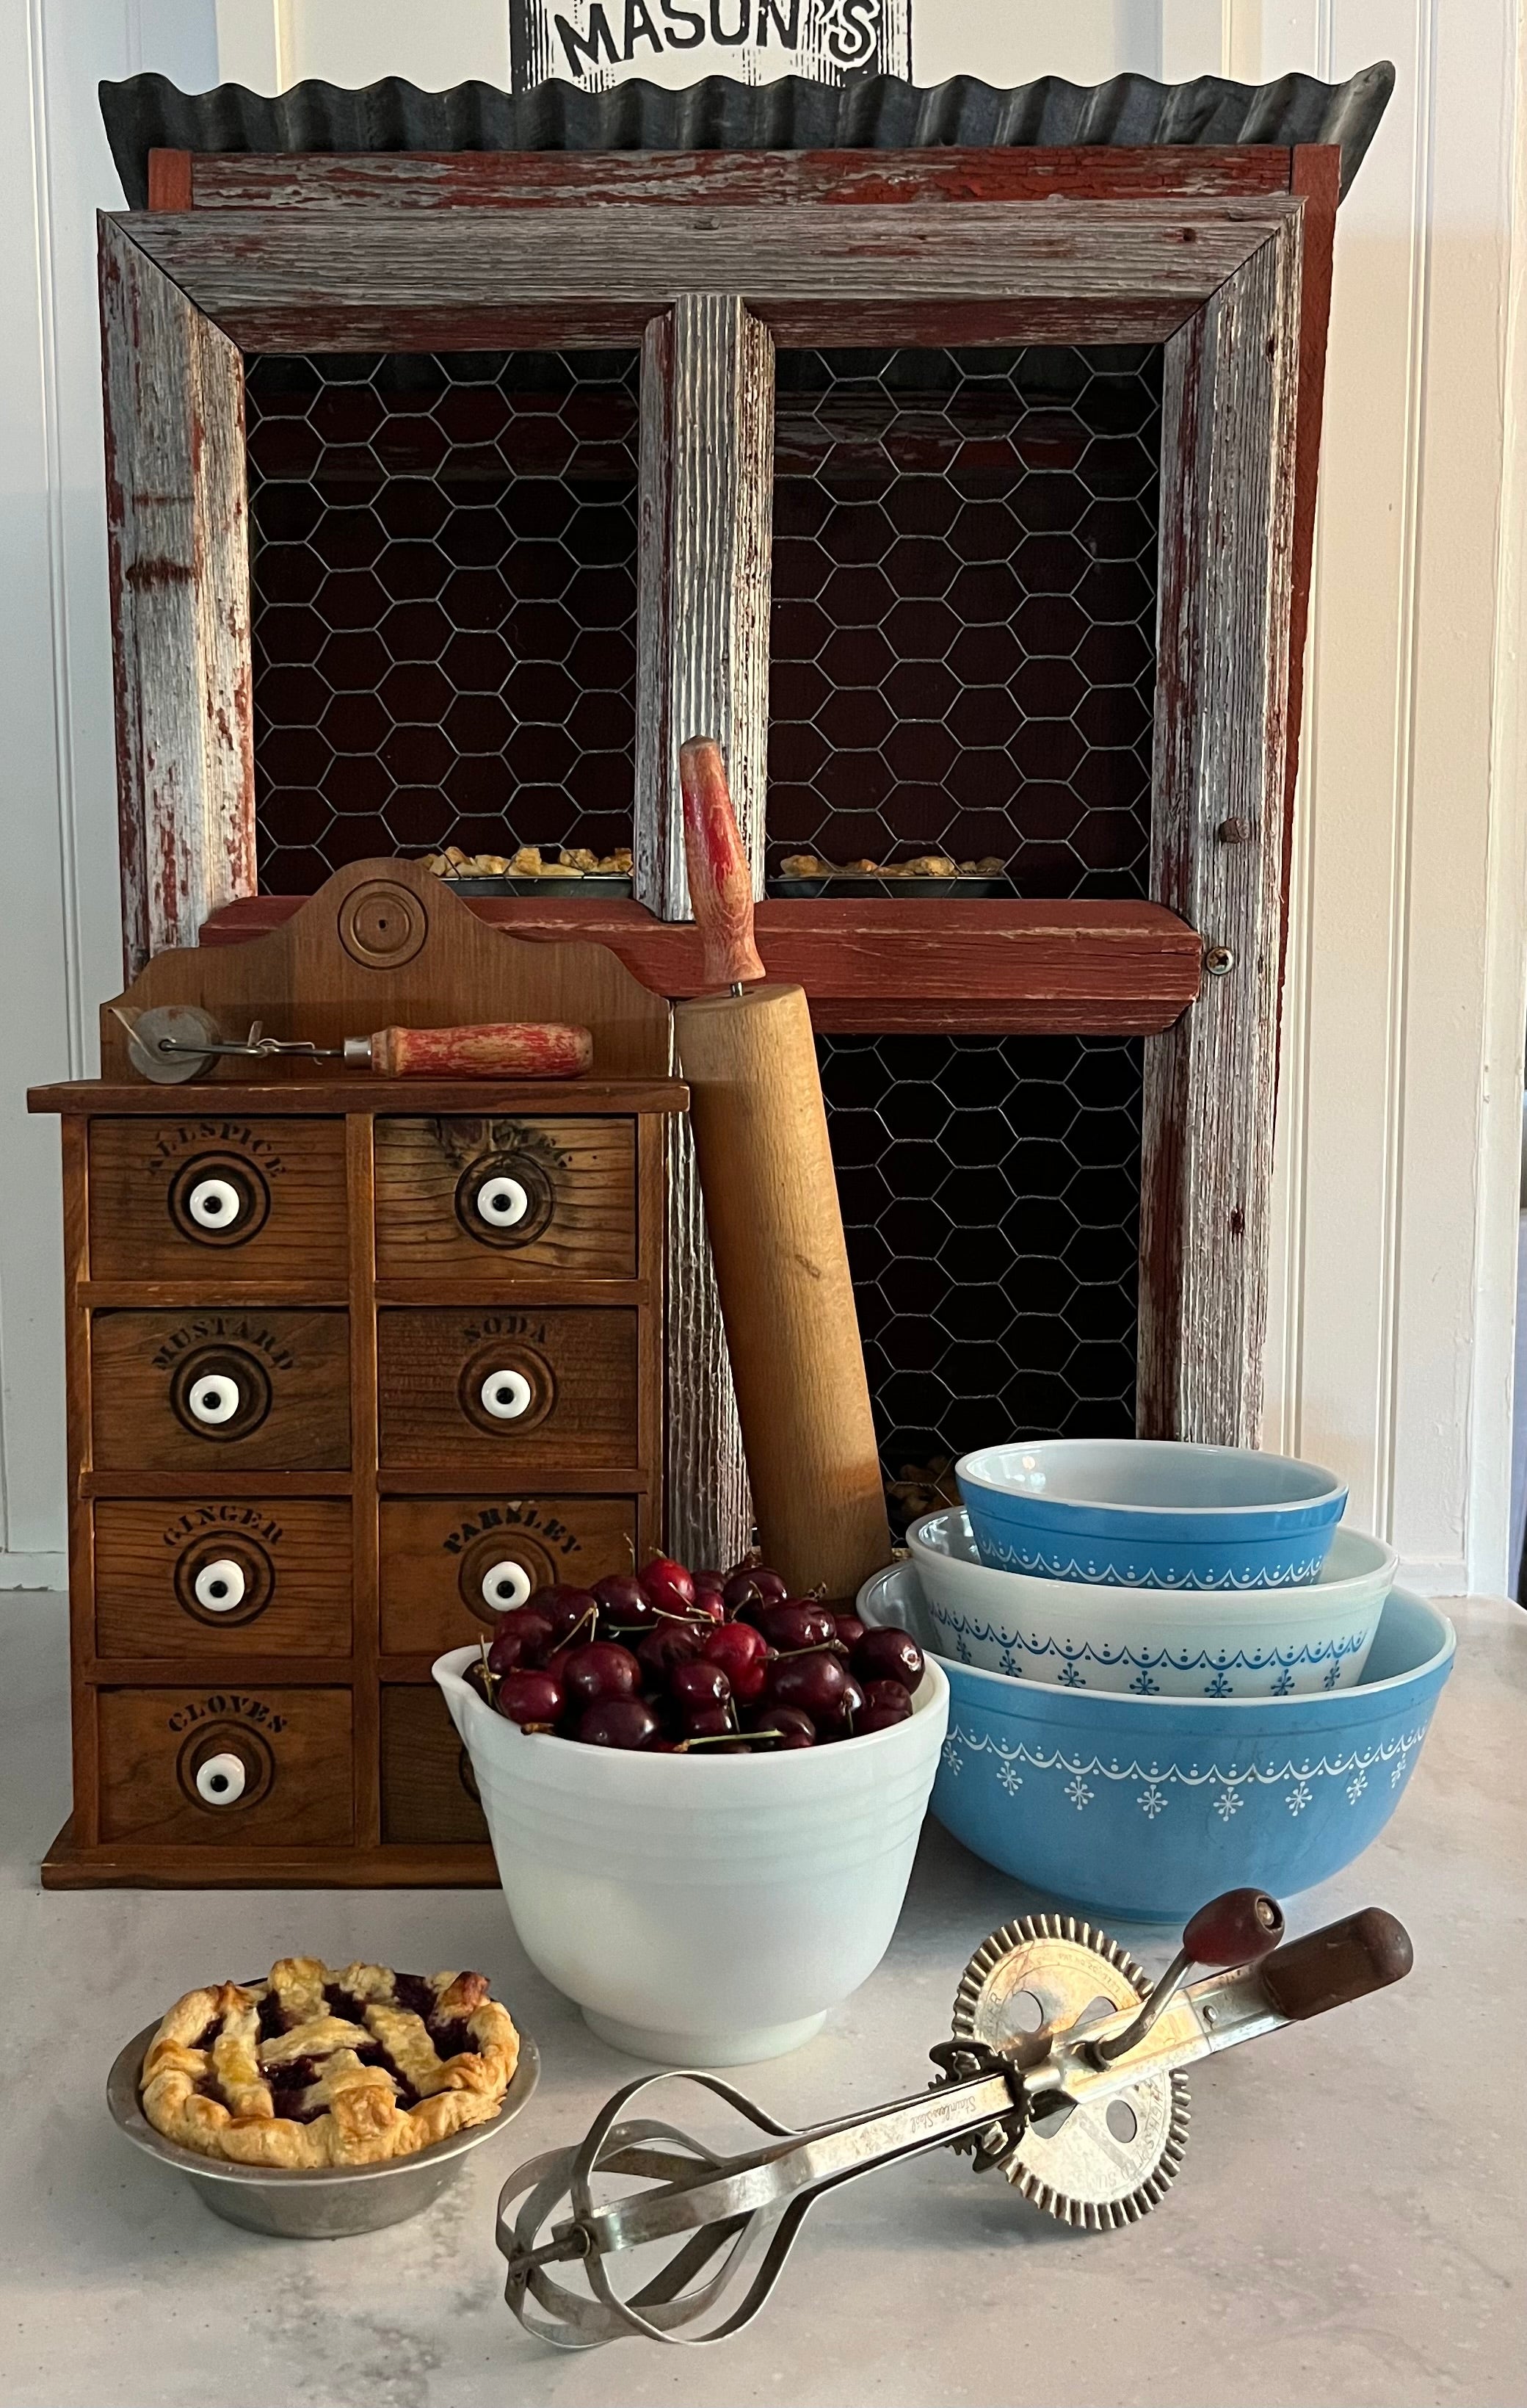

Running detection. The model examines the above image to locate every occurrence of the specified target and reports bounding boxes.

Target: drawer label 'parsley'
[441,1501,581,1558]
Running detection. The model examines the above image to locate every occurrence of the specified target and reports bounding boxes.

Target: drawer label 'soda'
[166,1693,287,1735]
[150,1317,297,1373]
[160,1505,285,1550]
[440,1502,583,1559]
[143,1121,288,1178]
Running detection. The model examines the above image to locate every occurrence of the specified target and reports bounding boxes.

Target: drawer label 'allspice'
[166,1693,287,1735]
[144,1121,288,1178]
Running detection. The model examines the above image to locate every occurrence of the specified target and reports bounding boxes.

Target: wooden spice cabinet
[31,858,685,1887]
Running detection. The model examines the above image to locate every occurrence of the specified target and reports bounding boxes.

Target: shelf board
[200,894,1202,1037]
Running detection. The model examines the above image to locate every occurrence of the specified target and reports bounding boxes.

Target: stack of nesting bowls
[863,1439,1455,1920]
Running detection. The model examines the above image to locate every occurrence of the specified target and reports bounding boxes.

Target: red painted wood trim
[1280,145,1341,994]
[196,894,1203,1035]
[185,145,1296,213]
[147,148,193,211]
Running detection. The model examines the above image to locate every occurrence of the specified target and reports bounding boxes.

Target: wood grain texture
[1280,148,1341,988]
[41,1829,497,1890]
[180,148,1296,213]
[193,894,1203,1033]
[36,1075,686,1117]
[377,1306,639,1470]
[374,1020,592,1077]
[100,217,255,977]
[1137,223,1302,1446]
[635,297,773,1572]
[115,200,1296,352]
[91,1306,351,1472]
[93,1497,352,1657]
[92,856,671,1084]
[373,1116,636,1281]
[675,983,890,1599]
[347,1115,381,1851]
[87,1115,347,1281]
[97,1685,353,1845]
[678,737,766,986]
[380,1685,490,1846]
[378,1493,642,1654]
[62,1121,98,1845]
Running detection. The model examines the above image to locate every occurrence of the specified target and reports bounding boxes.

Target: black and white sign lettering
[508,0,913,92]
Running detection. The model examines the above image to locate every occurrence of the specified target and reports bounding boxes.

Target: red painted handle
[375,1022,592,1079]
[1182,1887,1285,1968]
[1260,1909,1413,2020]
[679,736,765,990]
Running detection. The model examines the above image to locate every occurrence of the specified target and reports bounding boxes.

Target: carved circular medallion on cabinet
[338,879,428,969]
[167,1152,271,1248]
[173,1533,276,1630]
[170,1346,273,1444]
[454,1152,555,1251]
[176,1720,274,1815]
[458,1341,556,1439]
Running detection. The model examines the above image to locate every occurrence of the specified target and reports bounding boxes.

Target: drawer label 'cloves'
[160,1505,286,1550]
[150,1317,297,1373]
[145,1121,288,1178]
[440,1501,582,1559]
[166,1693,288,1735]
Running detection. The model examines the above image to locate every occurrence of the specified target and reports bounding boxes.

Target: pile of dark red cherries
[463,1553,925,1753]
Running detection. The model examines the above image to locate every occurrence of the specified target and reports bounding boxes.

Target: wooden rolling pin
[673,737,891,1600]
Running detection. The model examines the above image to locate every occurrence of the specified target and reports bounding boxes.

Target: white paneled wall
[1,0,1521,1593]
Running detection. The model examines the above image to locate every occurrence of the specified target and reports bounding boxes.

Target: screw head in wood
[1203,945,1236,977]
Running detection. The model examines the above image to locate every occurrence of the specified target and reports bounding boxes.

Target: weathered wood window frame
[101,146,1338,1560]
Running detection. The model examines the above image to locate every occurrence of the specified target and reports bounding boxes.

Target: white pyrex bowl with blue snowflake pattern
[908,1511,1395,1696]
[956,1439,1347,1589]
[859,1558,1454,1923]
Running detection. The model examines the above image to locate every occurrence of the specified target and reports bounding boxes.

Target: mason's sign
[509,0,912,90]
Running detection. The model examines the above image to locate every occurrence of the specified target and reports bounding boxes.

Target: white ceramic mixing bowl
[435,1646,949,2066]
[908,1511,1396,1696]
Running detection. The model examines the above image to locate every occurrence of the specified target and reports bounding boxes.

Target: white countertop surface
[1,1592,1523,2408]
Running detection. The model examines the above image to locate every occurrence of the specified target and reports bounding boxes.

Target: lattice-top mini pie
[139,1956,520,2169]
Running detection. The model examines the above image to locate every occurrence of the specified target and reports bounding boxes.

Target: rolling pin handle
[679,736,766,991]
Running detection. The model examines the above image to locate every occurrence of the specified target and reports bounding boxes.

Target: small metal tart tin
[106,2021,539,2238]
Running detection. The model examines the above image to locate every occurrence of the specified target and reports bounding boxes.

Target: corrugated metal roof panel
[99,62,1393,211]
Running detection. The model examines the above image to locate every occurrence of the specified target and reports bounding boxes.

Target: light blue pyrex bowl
[860,1558,1453,1921]
[957,1439,1348,1590]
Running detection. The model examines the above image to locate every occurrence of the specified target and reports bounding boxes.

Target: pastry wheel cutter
[497,1887,1412,2349]
[111,1004,591,1083]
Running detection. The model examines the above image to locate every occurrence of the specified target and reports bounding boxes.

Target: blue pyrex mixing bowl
[860,1560,1454,1920]
[956,1439,1348,1589]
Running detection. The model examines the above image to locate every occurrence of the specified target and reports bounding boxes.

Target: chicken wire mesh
[244,348,640,892]
[769,345,1161,891]
[818,1033,1143,1519]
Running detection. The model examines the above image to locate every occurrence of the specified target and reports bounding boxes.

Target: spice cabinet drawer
[90,1309,350,1472]
[374,1116,636,1281]
[380,1685,489,1847]
[378,1494,641,1654]
[377,1307,638,1471]
[96,1685,354,1845]
[87,1117,347,1281]
[93,1499,352,1657]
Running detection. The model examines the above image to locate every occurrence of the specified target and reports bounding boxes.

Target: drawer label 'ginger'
[160,1504,286,1550]
[166,1693,288,1735]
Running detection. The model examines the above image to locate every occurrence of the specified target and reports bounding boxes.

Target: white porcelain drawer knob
[480,1557,532,1612]
[188,1176,243,1230]
[479,1368,532,1422]
[195,1751,246,1806]
[475,1174,529,1229]
[188,1373,242,1425]
[194,1558,247,1612]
